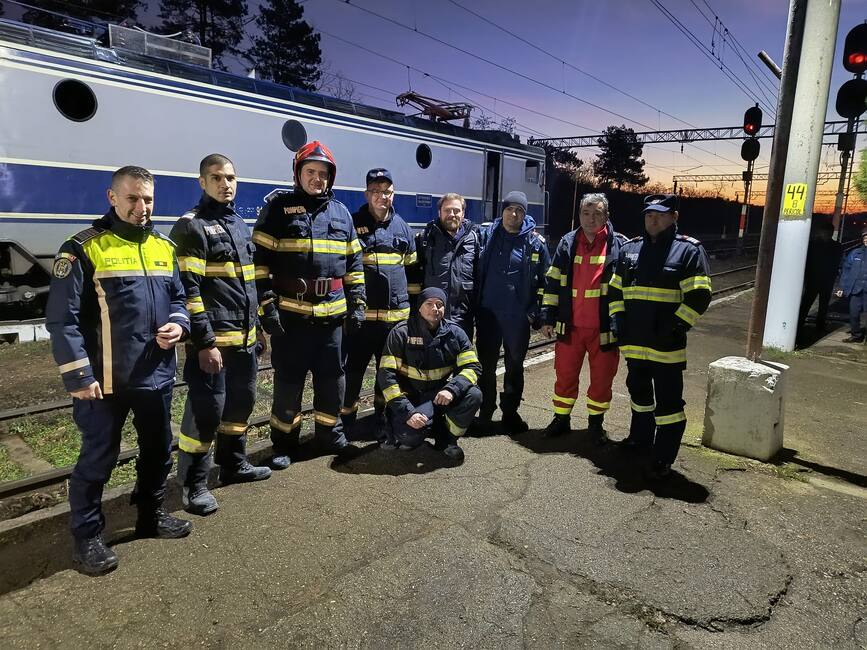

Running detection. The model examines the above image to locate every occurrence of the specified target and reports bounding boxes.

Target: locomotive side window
[416,144,432,169]
[53,79,97,122]
[281,120,308,151]
[525,160,540,184]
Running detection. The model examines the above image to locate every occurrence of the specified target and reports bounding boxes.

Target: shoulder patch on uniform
[677,234,702,246]
[70,226,104,245]
[179,209,198,220]
[52,256,73,278]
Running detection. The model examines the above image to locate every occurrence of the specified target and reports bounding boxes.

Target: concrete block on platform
[702,355,787,461]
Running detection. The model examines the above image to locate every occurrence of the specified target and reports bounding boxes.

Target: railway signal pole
[739,106,762,254]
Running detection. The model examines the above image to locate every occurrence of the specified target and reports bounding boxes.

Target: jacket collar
[94,209,153,244]
[197,193,236,217]
[356,203,393,229]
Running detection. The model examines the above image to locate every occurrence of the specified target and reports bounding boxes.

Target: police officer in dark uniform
[378,287,483,461]
[340,168,416,440]
[412,193,481,339]
[46,166,192,576]
[252,141,366,469]
[607,194,712,479]
[170,154,271,516]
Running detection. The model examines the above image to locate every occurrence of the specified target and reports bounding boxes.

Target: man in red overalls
[540,193,626,443]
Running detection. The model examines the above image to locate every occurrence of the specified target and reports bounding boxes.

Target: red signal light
[743,105,762,136]
[848,52,866,67]
[744,123,758,135]
[843,25,867,73]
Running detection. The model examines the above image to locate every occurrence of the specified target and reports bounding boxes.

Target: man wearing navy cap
[607,194,712,479]
[340,168,416,441]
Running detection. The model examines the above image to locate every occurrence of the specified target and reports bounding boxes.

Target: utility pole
[745,0,807,359]
[762,0,841,352]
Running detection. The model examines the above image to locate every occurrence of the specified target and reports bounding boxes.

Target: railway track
[0,265,758,501]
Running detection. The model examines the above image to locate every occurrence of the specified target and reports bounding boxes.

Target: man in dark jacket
[836,227,867,342]
[341,168,416,440]
[252,141,366,469]
[607,194,712,480]
[378,287,483,461]
[475,191,550,433]
[412,193,480,339]
[540,193,625,443]
[46,166,192,576]
[170,154,271,517]
[797,220,843,336]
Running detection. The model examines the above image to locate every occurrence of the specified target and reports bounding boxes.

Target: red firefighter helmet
[293,140,337,191]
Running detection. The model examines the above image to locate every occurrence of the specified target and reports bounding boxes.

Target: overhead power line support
[527,120,862,149]
[761,0,841,353]
[758,51,783,79]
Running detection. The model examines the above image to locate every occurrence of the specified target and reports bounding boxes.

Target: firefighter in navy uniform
[378,287,482,461]
[340,168,416,440]
[252,141,366,469]
[46,166,192,576]
[170,154,271,517]
[607,194,712,480]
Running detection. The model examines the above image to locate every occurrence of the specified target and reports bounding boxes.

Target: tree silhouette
[246,0,321,89]
[593,125,649,189]
[22,1,141,31]
[159,0,248,71]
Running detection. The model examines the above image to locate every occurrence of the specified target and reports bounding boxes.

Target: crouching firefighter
[170,154,272,516]
[253,141,366,468]
[377,287,483,462]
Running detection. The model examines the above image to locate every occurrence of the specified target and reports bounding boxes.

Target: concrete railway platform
[0,290,865,648]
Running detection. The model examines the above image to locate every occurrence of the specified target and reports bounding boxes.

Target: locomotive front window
[53,79,97,122]
[416,144,432,169]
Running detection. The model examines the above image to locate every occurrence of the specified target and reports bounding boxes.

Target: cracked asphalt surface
[0,292,865,648]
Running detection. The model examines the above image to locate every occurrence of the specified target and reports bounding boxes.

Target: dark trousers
[798,281,834,331]
[451,313,475,342]
[389,386,483,448]
[179,346,257,469]
[342,321,392,436]
[849,291,866,335]
[476,308,530,418]
[624,362,686,466]
[69,387,174,539]
[269,318,347,454]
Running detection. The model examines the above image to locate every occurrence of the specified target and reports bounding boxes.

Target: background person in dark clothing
[836,227,867,343]
[798,220,843,337]
[475,191,550,433]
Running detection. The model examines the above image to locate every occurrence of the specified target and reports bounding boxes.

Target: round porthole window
[53,79,97,122]
[416,143,432,169]
[281,120,308,152]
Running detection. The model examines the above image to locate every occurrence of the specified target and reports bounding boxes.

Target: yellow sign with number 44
[782,183,808,217]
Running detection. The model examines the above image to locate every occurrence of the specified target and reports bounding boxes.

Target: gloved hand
[345,312,364,331]
[259,292,284,337]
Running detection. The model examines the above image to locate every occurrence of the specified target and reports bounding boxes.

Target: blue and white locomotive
[0,17,547,310]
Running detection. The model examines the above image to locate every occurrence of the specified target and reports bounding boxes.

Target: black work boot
[501,411,529,434]
[219,460,272,485]
[72,534,119,576]
[542,414,571,438]
[177,451,218,516]
[587,414,608,445]
[645,460,672,481]
[135,507,193,539]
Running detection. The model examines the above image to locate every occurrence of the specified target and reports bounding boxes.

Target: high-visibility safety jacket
[542,222,626,350]
[45,210,190,394]
[607,225,712,368]
[411,220,480,326]
[169,194,258,350]
[378,316,482,429]
[477,215,550,326]
[352,204,416,323]
[252,189,366,327]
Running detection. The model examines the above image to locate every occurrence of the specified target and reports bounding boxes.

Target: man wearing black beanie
[377,287,483,461]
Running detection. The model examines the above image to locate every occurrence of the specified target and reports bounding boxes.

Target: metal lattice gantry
[527,121,864,149]
[672,171,841,184]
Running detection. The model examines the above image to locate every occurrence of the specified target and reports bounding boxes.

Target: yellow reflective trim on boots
[218,421,248,435]
[179,433,212,454]
[270,413,302,432]
[655,411,686,426]
[630,400,656,413]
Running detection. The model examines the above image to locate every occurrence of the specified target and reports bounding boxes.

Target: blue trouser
[625,362,686,466]
[389,386,483,448]
[342,320,392,439]
[180,346,257,470]
[476,308,531,418]
[269,318,347,454]
[849,291,866,336]
[69,386,174,539]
